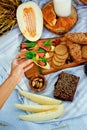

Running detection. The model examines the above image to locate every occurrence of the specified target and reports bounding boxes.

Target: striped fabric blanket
[0,0,87,123]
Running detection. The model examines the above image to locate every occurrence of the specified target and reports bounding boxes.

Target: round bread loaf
[42,1,78,35]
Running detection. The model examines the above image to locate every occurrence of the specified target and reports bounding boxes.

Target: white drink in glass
[53,0,71,17]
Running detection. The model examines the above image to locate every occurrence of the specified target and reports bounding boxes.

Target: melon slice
[16,2,43,41]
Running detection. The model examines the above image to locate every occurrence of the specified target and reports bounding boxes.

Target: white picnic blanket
[0,0,87,123]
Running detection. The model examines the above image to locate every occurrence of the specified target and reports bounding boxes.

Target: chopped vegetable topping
[37,52,45,58]
[21,43,27,48]
[43,39,50,46]
[37,48,46,53]
[38,58,47,66]
[25,51,36,59]
[38,66,43,74]
[37,40,46,46]
[25,41,37,48]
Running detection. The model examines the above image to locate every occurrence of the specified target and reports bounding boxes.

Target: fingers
[20,60,34,72]
[23,63,34,72]
[12,55,34,72]
[12,55,20,65]
[17,59,26,64]
[14,54,33,67]
[20,60,33,68]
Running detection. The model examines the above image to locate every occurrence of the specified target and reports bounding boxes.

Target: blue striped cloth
[0,0,87,124]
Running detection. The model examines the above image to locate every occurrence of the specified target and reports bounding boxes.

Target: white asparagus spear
[19,90,62,105]
[15,104,59,112]
[19,104,64,122]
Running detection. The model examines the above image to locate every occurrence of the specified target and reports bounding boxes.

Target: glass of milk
[53,0,71,17]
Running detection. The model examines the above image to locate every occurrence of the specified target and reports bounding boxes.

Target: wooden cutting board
[24,34,87,79]
[25,59,87,79]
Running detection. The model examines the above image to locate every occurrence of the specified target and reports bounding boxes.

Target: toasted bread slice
[67,41,82,62]
[42,2,56,26]
[65,33,87,44]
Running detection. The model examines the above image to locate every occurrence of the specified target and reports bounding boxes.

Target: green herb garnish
[25,41,36,48]
[25,51,36,60]
[38,58,47,66]
[38,66,43,74]
[43,39,50,46]
[37,48,46,53]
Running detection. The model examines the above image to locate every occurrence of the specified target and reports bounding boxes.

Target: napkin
[0,0,87,123]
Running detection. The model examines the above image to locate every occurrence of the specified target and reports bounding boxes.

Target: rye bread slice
[54,72,80,101]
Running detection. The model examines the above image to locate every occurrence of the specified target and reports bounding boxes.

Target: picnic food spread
[23,33,87,77]
[2,0,87,122]
[14,1,87,122]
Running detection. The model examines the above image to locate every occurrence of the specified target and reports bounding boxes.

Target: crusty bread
[42,1,78,35]
[65,33,87,44]
[66,41,82,62]
[54,72,80,101]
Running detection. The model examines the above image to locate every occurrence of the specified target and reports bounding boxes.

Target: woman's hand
[10,57,34,85]
[0,57,34,108]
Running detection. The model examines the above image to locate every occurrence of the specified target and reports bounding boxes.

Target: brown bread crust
[54,72,80,101]
[42,1,78,35]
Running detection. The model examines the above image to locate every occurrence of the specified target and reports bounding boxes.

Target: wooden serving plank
[23,33,87,79]
[25,64,39,79]
[25,59,87,79]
